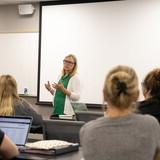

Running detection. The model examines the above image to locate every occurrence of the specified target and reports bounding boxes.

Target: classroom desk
[12,127,83,160]
[16,148,83,160]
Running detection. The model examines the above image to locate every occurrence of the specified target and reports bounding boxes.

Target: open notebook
[23,140,79,155]
[0,116,32,147]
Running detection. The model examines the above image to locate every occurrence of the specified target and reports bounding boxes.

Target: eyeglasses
[141,82,145,87]
[141,82,146,89]
[63,59,75,65]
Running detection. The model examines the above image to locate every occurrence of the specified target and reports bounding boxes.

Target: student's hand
[45,81,52,91]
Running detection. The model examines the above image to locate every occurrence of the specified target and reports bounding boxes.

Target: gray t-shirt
[80,114,160,160]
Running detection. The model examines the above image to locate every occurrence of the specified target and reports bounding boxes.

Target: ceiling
[0,0,57,5]
[0,0,117,5]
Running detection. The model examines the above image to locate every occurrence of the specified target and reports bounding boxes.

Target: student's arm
[153,118,160,160]
[0,134,19,160]
[21,99,43,126]
[154,151,160,160]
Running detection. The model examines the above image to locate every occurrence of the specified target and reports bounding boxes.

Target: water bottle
[24,88,28,95]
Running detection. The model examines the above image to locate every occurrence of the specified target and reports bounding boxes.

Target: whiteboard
[0,32,38,95]
[38,0,160,104]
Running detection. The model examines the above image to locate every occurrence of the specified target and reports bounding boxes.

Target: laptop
[0,116,32,148]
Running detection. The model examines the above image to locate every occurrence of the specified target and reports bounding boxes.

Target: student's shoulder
[14,98,31,108]
[134,113,159,126]
[82,117,106,130]
[138,98,160,109]
[17,98,28,105]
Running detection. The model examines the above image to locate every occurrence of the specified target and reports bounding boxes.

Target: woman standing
[45,54,81,116]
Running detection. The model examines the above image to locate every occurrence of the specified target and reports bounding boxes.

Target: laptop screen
[0,116,32,146]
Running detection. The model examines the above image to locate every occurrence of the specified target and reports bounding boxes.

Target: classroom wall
[0,3,39,33]
[0,3,40,95]
[1,0,160,102]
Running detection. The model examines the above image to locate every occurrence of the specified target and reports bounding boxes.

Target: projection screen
[38,0,160,104]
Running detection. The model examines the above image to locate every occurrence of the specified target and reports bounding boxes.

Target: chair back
[43,119,85,143]
[75,111,104,122]
[72,103,88,112]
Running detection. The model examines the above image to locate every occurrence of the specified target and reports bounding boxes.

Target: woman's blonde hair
[0,75,19,115]
[62,54,78,76]
[103,65,139,109]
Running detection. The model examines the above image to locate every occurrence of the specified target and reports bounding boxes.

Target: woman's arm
[53,82,71,97]
[52,75,81,101]
[0,134,19,159]
[68,75,81,101]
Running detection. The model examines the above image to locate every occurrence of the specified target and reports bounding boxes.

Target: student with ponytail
[80,65,160,160]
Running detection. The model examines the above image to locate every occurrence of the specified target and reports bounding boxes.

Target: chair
[43,119,85,143]
[71,103,88,112]
[75,111,104,122]
[30,125,43,134]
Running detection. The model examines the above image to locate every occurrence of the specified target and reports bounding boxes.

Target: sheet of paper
[25,140,74,150]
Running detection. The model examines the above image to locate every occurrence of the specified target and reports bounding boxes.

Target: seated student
[0,129,19,159]
[138,68,160,123]
[80,65,160,160]
[0,75,43,129]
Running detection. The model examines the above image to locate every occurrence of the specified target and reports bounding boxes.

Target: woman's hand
[45,81,55,95]
[52,83,64,91]
[45,81,52,91]
[52,83,71,97]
